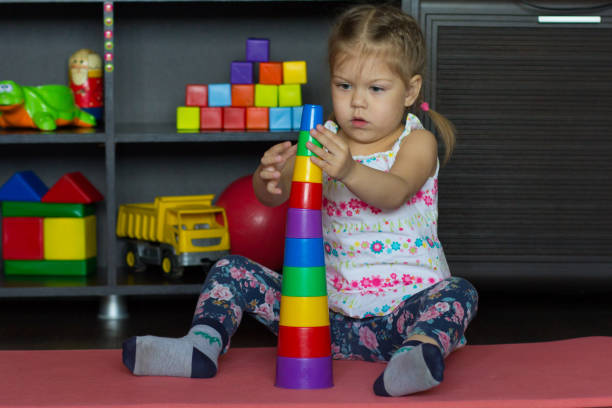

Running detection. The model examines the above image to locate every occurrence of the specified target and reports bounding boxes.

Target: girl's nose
[351,88,366,108]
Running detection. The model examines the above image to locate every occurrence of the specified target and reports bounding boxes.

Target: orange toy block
[231,84,254,107]
[259,62,283,85]
[42,172,103,204]
[246,107,269,130]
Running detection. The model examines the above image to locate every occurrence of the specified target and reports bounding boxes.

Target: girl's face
[331,52,416,154]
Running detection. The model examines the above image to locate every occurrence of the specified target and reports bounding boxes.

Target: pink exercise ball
[216,174,288,271]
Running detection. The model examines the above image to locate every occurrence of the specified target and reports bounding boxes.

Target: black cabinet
[420,0,612,287]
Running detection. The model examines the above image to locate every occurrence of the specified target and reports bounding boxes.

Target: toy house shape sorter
[0,171,103,276]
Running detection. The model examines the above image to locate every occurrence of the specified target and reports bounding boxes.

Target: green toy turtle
[0,80,96,131]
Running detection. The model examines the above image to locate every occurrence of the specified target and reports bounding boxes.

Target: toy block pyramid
[0,170,103,276]
[275,104,333,389]
[177,38,307,131]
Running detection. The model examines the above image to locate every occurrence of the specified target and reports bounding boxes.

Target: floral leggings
[193,255,478,361]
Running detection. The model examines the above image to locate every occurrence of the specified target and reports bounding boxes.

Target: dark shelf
[113,266,206,295]
[0,0,102,3]
[114,0,348,2]
[115,123,298,143]
[0,0,350,3]
[0,268,109,297]
[0,128,106,144]
[0,266,207,297]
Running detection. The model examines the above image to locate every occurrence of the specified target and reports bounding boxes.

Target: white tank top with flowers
[322,114,450,318]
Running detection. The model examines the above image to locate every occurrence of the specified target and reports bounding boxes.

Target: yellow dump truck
[116,195,229,278]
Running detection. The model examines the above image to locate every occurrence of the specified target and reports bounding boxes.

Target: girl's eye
[336,82,351,90]
[371,86,385,93]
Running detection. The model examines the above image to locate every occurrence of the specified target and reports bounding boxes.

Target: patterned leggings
[193,255,478,361]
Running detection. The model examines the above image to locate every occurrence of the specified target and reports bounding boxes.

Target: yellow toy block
[176,106,200,130]
[292,156,322,183]
[278,84,302,107]
[279,295,330,327]
[283,61,307,84]
[44,215,97,260]
[254,84,278,107]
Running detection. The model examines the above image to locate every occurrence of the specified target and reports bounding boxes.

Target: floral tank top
[323,114,451,318]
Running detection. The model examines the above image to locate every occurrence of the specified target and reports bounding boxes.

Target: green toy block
[3,258,97,276]
[296,130,322,157]
[254,84,278,107]
[278,84,302,107]
[176,106,200,130]
[281,265,327,297]
[1,201,95,218]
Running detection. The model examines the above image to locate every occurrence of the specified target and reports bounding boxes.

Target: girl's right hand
[258,141,297,195]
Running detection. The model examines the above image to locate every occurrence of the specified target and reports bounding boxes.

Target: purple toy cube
[231,61,254,84]
[246,38,270,62]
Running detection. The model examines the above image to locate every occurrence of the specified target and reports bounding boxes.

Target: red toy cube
[2,217,44,260]
[185,84,208,107]
[246,107,269,130]
[223,107,246,130]
[200,107,223,130]
[231,84,254,107]
[259,62,283,85]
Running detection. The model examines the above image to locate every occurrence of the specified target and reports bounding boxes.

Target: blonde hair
[328,4,456,165]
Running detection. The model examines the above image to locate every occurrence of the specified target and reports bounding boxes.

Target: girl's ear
[404,74,423,107]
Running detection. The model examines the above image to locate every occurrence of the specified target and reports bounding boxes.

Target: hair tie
[420,102,430,112]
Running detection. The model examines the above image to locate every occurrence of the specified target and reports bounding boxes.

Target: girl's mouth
[351,118,368,128]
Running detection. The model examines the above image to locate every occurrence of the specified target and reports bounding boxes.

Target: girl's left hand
[307,124,355,182]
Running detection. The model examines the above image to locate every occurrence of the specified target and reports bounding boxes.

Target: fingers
[259,165,280,181]
[261,141,296,167]
[266,180,282,195]
[308,154,326,171]
[306,124,354,181]
[259,141,296,196]
[306,124,339,162]
[310,124,342,152]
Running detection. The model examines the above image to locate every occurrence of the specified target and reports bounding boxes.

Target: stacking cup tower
[275,104,333,389]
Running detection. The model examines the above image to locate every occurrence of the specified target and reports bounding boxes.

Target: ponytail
[425,108,456,166]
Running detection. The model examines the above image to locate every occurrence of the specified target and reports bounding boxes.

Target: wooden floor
[1,285,612,350]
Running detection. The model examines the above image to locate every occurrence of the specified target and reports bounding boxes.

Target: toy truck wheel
[161,250,184,279]
[124,243,144,271]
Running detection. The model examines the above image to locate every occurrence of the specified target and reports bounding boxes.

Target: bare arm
[307,125,438,211]
[252,141,297,207]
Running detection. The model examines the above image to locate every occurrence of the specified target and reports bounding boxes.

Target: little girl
[122,4,478,397]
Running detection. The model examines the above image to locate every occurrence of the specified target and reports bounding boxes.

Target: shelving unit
[1,0,411,304]
[6,0,608,309]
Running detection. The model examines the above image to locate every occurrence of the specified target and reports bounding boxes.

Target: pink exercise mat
[1,336,611,407]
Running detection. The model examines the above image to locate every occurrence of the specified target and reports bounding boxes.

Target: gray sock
[373,342,444,396]
[122,324,223,378]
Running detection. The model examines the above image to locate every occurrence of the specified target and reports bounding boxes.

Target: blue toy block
[231,61,254,84]
[283,237,325,268]
[300,104,324,131]
[208,83,232,107]
[291,106,303,131]
[269,107,292,131]
[246,38,270,62]
[0,171,48,202]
